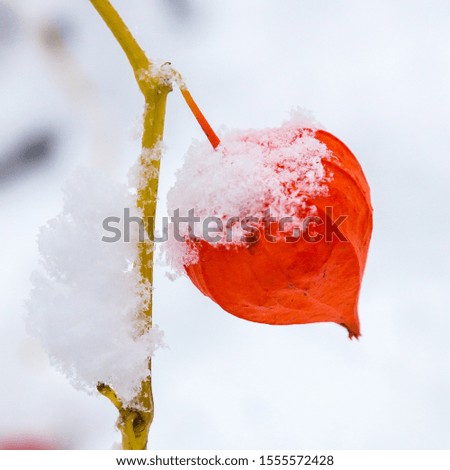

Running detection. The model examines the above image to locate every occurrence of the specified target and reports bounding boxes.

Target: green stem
[137,89,171,299]
[89,0,171,450]
[89,0,153,95]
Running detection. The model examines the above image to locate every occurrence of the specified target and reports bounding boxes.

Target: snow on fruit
[167,113,373,338]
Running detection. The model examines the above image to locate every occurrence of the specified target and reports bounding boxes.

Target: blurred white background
[0,0,449,449]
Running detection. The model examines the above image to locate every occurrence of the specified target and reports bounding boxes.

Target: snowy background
[1,0,449,449]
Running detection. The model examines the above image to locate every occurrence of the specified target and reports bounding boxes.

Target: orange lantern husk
[182,128,372,339]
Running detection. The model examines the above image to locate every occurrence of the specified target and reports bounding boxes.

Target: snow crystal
[128,143,164,193]
[166,114,333,273]
[136,61,180,89]
[26,167,163,406]
[286,107,324,130]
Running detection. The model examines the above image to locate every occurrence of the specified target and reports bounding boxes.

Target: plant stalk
[90,0,171,450]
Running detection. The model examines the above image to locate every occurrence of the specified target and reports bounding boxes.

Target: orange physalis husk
[182,128,373,339]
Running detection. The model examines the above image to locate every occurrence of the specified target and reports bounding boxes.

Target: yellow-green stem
[138,86,171,296]
[89,0,171,449]
[89,0,152,95]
